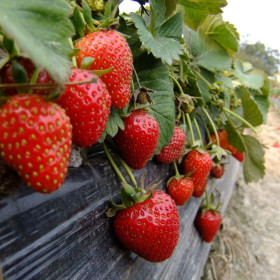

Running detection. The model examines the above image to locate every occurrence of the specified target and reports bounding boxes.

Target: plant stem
[68,37,77,68]
[223,107,257,134]
[173,161,180,177]
[102,142,127,184]
[192,69,212,87]
[169,73,185,98]
[117,154,137,187]
[201,107,220,146]
[186,113,195,146]
[193,118,203,143]
[133,65,141,88]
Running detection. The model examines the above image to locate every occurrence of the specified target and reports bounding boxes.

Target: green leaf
[0,0,74,83]
[12,62,28,84]
[73,7,85,37]
[179,0,227,30]
[233,60,264,90]
[225,120,245,152]
[200,14,239,55]
[130,12,183,65]
[82,0,94,29]
[164,0,179,19]
[242,135,265,183]
[183,27,232,71]
[133,52,175,153]
[237,86,264,127]
[150,0,166,31]
[105,109,125,138]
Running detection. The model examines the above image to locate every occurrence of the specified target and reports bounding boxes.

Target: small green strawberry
[75,30,133,109]
[113,110,159,170]
[56,68,111,147]
[0,94,72,193]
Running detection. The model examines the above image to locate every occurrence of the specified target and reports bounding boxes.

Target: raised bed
[0,146,240,280]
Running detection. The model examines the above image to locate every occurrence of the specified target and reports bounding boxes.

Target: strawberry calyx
[106,182,153,217]
[200,190,222,215]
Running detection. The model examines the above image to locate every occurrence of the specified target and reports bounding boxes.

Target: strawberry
[75,30,133,109]
[113,110,159,170]
[233,150,245,162]
[182,149,212,198]
[113,190,180,262]
[0,57,52,95]
[155,126,186,163]
[56,68,111,147]
[167,177,194,206]
[210,129,229,150]
[210,163,225,178]
[195,192,222,242]
[0,94,72,193]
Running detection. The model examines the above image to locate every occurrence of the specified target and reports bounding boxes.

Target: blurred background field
[203,104,280,280]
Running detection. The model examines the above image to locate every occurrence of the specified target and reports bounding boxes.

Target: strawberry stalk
[201,106,220,147]
[116,153,138,187]
[193,118,203,144]
[102,142,128,184]
[169,74,186,98]
[173,161,180,178]
[186,113,195,146]
[223,107,257,134]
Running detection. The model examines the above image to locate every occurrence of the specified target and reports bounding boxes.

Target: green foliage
[0,0,270,184]
[0,0,74,82]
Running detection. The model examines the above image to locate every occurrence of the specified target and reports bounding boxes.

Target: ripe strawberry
[113,190,180,262]
[56,68,111,147]
[0,58,52,95]
[233,150,245,162]
[113,110,159,170]
[0,94,72,193]
[195,209,222,242]
[210,163,225,178]
[167,177,194,206]
[210,129,229,150]
[182,149,212,198]
[155,126,186,163]
[75,30,133,109]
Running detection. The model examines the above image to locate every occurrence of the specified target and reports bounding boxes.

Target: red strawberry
[167,177,194,206]
[182,149,212,198]
[195,209,222,242]
[0,94,72,193]
[113,190,180,262]
[75,30,133,109]
[156,126,186,163]
[56,68,111,147]
[210,164,225,178]
[0,58,52,95]
[233,150,245,162]
[113,110,159,170]
[210,129,229,150]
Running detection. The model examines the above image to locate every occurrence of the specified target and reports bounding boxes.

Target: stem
[186,113,195,145]
[173,161,180,177]
[192,69,212,87]
[223,107,257,134]
[133,65,141,88]
[198,113,211,143]
[0,78,98,89]
[102,142,127,184]
[201,107,220,147]
[169,74,185,98]
[117,154,137,187]
[68,38,77,68]
[193,118,203,143]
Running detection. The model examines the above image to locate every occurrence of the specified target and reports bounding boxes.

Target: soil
[203,106,280,280]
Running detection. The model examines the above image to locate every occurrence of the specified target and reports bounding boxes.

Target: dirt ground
[203,105,280,280]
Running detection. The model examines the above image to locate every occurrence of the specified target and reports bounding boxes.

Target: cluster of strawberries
[0,29,245,264]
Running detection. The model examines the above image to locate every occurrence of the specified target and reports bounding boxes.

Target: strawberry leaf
[242,135,265,183]
[0,0,74,83]
[130,12,183,65]
[133,52,175,153]
[183,27,232,72]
